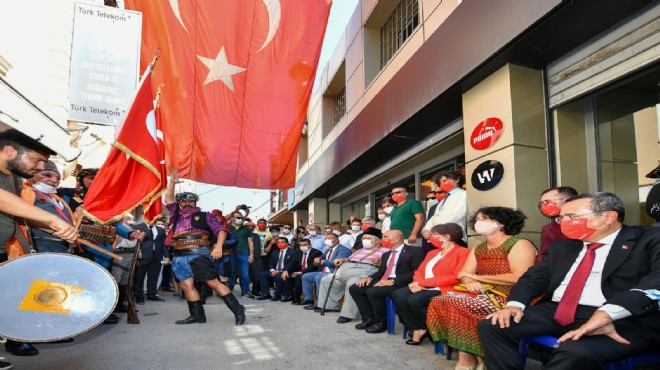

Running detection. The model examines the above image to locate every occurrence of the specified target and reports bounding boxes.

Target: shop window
[553,66,660,225]
[341,197,369,226]
[334,85,346,124]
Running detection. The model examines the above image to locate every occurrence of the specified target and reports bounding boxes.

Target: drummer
[0,129,77,363]
[165,169,246,326]
[57,167,140,325]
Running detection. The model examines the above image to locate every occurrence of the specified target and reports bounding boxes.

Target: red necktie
[554,243,605,326]
[381,250,398,281]
[324,248,334,273]
[301,252,307,270]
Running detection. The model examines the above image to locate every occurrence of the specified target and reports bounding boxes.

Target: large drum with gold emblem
[0,253,118,342]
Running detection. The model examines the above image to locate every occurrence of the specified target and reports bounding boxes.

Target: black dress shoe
[103,313,119,325]
[355,319,374,330]
[256,295,272,300]
[314,307,339,313]
[147,295,166,302]
[281,297,292,302]
[135,298,145,305]
[270,296,281,301]
[336,316,352,324]
[405,332,430,345]
[290,300,300,305]
[5,341,39,356]
[296,299,314,306]
[365,321,387,334]
[303,304,317,310]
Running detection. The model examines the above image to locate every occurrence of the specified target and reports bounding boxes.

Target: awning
[0,76,81,162]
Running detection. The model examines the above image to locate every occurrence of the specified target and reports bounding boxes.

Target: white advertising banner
[69,3,141,125]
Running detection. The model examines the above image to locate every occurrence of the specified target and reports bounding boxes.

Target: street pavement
[9,291,543,370]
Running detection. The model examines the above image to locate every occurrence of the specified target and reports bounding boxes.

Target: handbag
[454,283,507,309]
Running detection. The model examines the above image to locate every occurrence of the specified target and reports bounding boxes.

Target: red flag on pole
[83,70,167,224]
[125,0,332,189]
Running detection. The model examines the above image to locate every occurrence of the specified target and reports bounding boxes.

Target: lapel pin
[622,245,629,250]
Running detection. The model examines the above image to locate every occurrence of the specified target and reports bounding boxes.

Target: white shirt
[387,244,405,279]
[423,188,467,237]
[424,251,445,291]
[550,230,619,306]
[382,217,391,232]
[339,233,356,249]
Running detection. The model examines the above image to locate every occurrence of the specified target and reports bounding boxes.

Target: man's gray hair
[362,217,376,225]
[566,192,625,222]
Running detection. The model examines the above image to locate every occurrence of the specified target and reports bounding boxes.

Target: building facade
[285,0,660,246]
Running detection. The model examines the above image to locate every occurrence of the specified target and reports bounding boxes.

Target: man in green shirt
[229,210,255,298]
[388,186,424,246]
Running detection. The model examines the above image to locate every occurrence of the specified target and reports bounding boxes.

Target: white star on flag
[197,47,246,92]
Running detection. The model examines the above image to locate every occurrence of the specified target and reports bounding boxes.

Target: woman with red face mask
[390,223,470,346]
[426,207,537,370]
[537,186,578,260]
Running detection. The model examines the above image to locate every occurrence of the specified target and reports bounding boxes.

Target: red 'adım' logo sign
[470,117,504,150]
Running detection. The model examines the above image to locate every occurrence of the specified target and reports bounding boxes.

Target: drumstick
[51,225,123,261]
[76,238,123,261]
[74,212,84,233]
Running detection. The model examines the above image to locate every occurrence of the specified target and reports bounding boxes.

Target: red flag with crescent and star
[83,70,167,224]
[125,0,332,189]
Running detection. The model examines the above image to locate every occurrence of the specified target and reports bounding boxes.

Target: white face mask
[474,220,500,236]
[271,232,280,237]
[324,239,334,247]
[362,239,374,249]
[377,214,386,221]
[308,230,317,236]
[156,224,165,229]
[32,182,57,194]
[235,218,244,225]
[325,228,332,233]
[384,206,394,214]
[332,229,342,236]
[427,199,439,208]
[283,228,291,234]
[300,246,310,253]
[351,225,360,232]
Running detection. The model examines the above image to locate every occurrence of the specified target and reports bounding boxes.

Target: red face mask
[361,224,370,232]
[560,218,597,240]
[257,223,267,230]
[381,238,394,248]
[429,235,446,249]
[435,192,447,201]
[391,193,405,203]
[540,202,561,217]
[439,181,454,193]
[277,242,288,249]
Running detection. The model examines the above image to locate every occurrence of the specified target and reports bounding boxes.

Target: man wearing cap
[0,129,77,362]
[316,229,387,324]
[165,170,245,325]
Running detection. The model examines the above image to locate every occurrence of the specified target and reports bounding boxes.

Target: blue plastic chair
[519,335,660,369]
[434,342,453,360]
[385,296,398,335]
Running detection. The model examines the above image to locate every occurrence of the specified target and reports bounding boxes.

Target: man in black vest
[164,170,245,326]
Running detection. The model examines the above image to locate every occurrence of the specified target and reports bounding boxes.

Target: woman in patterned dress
[426,207,537,370]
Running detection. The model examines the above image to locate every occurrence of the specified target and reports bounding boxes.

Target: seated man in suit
[257,237,294,300]
[479,192,660,370]
[133,217,170,304]
[349,229,424,333]
[301,233,352,309]
[316,229,387,323]
[286,238,323,304]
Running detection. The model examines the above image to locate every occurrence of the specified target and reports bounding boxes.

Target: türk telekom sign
[69,3,142,125]
[470,117,504,150]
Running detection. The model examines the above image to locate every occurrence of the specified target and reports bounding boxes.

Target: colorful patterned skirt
[426,294,504,357]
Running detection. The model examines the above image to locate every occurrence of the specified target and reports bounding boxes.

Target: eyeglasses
[284,227,292,230]
[537,198,568,208]
[554,212,599,224]
[391,191,404,195]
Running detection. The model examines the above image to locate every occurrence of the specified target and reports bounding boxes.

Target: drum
[0,253,118,342]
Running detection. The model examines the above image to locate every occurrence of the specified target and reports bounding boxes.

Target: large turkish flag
[84,72,166,224]
[125,0,331,189]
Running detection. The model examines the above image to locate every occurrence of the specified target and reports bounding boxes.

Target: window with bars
[380,0,420,70]
[334,85,346,125]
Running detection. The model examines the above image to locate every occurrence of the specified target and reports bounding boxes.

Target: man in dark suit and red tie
[349,229,424,334]
[479,192,660,370]
[283,238,322,304]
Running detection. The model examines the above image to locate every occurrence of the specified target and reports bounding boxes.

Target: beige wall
[462,64,548,248]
